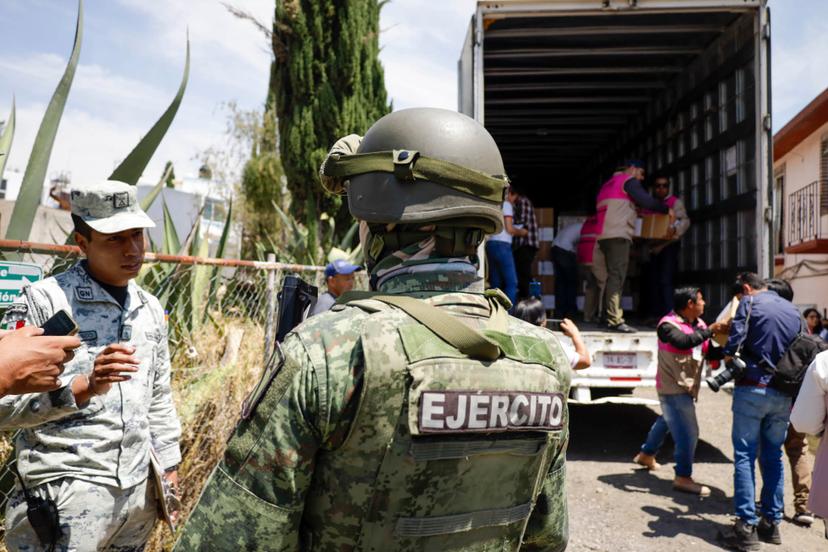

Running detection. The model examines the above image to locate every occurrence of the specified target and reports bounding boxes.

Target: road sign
[0,261,43,307]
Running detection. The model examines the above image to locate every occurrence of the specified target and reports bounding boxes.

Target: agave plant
[0,98,15,184]
[4,1,82,242]
[3,0,190,246]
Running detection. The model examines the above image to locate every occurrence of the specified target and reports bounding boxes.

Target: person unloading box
[595,161,674,333]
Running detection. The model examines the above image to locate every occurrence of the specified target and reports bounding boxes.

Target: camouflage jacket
[0,262,182,489]
[176,265,571,551]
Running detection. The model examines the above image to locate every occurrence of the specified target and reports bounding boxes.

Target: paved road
[566,387,826,551]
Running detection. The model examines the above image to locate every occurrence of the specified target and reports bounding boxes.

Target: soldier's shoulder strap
[337,291,502,361]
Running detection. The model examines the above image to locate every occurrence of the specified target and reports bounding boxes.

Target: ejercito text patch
[418,390,565,433]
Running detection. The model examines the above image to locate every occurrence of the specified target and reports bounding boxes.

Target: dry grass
[146,316,265,551]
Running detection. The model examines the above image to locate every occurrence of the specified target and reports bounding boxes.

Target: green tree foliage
[269,0,390,257]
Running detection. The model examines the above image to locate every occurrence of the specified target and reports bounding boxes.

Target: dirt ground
[566,387,826,551]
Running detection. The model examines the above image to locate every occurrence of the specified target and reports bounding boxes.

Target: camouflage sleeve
[148,307,182,469]
[520,427,569,552]
[174,333,322,551]
[0,287,81,429]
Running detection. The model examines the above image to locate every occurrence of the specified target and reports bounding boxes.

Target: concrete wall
[0,200,73,244]
[774,120,828,314]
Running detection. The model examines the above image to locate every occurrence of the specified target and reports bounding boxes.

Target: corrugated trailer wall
[593,12,760,308]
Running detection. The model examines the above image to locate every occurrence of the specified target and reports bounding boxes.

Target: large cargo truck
[459,0,772,404]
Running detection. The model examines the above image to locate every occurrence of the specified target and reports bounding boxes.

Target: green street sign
[0,261,43,307]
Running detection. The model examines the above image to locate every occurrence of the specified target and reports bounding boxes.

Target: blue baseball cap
[325,259,363,279]
[625,159,645,169]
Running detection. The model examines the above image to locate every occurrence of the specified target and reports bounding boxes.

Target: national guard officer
[175,108,573,551]
[0,180,182,551]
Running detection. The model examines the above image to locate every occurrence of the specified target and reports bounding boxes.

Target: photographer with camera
[717,272,800,550]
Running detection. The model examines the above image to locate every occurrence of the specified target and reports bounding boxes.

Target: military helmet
[323,107,508,231]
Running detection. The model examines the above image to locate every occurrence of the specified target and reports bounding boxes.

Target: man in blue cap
[310,259,363,316]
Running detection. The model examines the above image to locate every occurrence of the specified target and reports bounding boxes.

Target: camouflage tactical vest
[301,297,571,551]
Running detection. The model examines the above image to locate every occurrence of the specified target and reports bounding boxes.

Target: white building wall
[774,120,828,314]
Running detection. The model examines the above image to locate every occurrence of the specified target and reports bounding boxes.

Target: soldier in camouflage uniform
[176,108,572,551]
[1,180,182,551]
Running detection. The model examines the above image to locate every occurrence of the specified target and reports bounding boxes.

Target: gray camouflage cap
[70,180,155,234]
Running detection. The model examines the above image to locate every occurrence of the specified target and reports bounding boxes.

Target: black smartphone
[546,318,563,332]
[40,310,79,337]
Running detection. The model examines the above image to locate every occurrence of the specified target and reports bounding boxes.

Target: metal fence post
[263,253,278,365]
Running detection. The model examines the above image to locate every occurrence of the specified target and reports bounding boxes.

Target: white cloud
[0,54,169,114]
[4,101,223,190]
[114,0,273,85]
[379,0,477,111]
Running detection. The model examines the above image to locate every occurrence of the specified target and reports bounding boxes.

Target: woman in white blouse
[790,350,828,522]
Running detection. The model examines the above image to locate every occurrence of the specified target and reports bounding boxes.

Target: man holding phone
[0,326,80,399]
[0,180,182,551]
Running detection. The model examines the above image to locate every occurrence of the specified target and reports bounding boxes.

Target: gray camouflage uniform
[1,261,181,551]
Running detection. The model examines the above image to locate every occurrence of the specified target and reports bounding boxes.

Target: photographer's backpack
[770,333,828,397]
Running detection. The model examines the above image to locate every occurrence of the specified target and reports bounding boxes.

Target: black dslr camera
[706,354,747,392]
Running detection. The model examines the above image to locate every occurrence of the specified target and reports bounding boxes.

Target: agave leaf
[338,221,359,251]
[162,200,181,254]
[6,0,82,241]
[0,98,15,183]
[190,233,210,330]
[109,37,190,185]
[203,202,232,323]
[140,162,173,211]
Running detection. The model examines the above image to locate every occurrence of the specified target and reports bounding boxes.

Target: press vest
[656,312,709,396]
[595,173,636,241]
[577,215,599,265]
[301,299,571,551]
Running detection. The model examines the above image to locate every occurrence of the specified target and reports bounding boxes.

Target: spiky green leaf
[0,98,15,184]
[203,202,232,324]
[161,200,181,255]
[6,0,82,240]
[140,163,173,212]
[109,38,190,185]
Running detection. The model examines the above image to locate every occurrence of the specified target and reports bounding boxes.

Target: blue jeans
[731,386,792,525]
[486,240,518,305]
[640,394,699,477]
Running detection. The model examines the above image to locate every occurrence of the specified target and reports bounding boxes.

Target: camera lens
[705,364,737,392]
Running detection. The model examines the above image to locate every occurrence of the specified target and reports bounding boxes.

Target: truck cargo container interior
[461,2,772,310]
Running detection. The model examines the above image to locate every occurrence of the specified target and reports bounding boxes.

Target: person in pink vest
[576,215,607,324]
[790,351,828,533]
[595,160,675,332]
[642,173,691,319]
[633,287,727,494]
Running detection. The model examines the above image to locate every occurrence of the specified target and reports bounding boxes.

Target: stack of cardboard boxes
[531,208,555,311]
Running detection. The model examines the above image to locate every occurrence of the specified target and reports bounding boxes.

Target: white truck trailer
[459,0,773,404]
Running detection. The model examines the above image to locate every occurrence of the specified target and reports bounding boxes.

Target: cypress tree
[270,0,390,258]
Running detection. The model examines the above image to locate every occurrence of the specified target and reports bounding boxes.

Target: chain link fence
[0,240,366,548]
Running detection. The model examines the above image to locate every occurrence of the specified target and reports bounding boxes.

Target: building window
[0,178,6,200]
[735,68,746,124]
[202,197,227,224]
[773,168,785,255]
[719,80,729,133]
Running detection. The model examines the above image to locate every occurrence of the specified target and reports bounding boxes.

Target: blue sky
[1,0,826,188]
